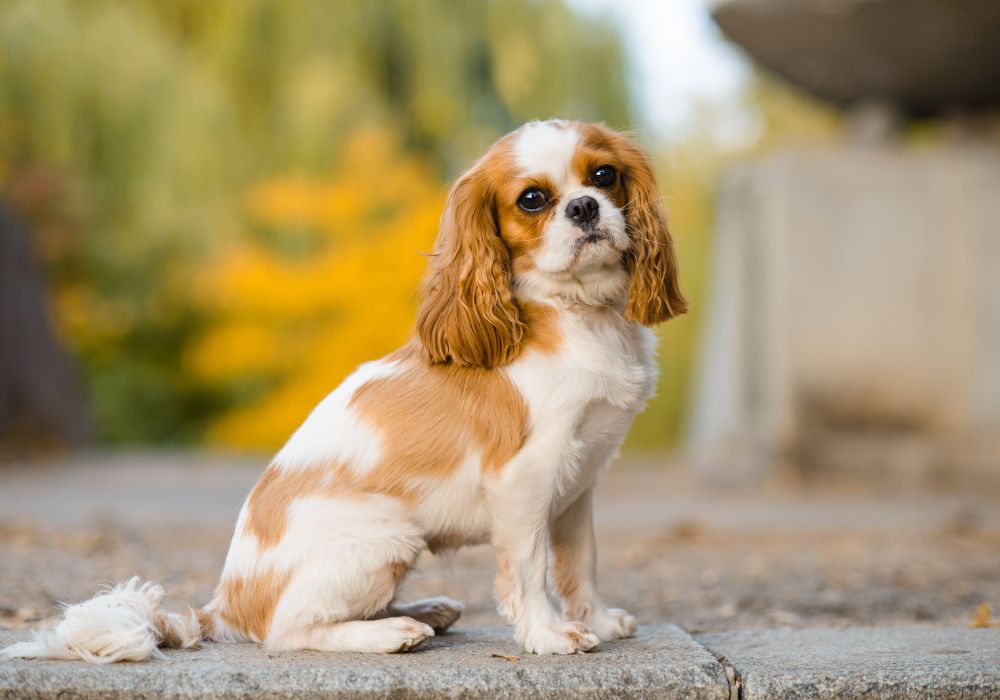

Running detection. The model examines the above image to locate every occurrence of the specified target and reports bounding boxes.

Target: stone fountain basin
[711,0,1000,115]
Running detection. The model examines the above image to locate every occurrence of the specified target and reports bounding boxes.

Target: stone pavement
[2,625,998,699]
[1,453,999,697]
[700,627,1000,700]
[0,626,728,700]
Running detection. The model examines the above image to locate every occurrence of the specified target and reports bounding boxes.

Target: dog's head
[417,120,687,367]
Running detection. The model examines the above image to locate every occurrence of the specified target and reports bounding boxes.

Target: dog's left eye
[592,166,617,188]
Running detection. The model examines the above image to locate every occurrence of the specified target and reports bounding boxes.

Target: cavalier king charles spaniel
[3,120,685,662]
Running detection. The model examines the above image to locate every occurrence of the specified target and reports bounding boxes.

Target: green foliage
[0,0,633,445]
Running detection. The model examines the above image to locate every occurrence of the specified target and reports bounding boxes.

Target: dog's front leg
[550,487,637,641]
[489,482,600,655]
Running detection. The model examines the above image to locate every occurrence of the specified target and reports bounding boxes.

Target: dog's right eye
[517,188,548,212]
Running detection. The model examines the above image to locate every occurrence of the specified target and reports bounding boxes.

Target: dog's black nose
[565,196,599,226]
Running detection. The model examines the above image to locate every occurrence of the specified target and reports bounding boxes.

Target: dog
[2,119,685,662]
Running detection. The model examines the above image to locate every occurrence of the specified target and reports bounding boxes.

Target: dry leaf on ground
[971,603,999,628]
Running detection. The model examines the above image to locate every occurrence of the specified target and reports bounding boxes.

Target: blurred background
[4,0,998,488]
[0,0,844,456]
[1,0,999,634]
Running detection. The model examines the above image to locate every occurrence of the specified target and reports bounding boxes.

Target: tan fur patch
[152,610,200,649]
[493,553,518,620]
[244,464,341,550]
[388,560,410,583]
[196,608,216,639]
[349,353,529,493]
[241,343,530,552]
[217,569,292,642]
[416,137,526,368]
[550,546,583,604]
[520,301,562,354]
[426,531,475,555]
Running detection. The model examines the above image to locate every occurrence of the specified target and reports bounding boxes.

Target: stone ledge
[698,627,1000,700]
[5,625,998,699]
[0,625,729,700]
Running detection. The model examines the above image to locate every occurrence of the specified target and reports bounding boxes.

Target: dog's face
[418,120,686,368]
[495,121,630,277]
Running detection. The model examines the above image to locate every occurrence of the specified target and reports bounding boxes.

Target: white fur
[272,359,399,474]
[0,578,199,663]
[514,120,579,184]
[487,305,655,653]
[533,186,628,275]
[266,617,434,654]
[409,452,492,547]
[264,496,425,646]
[4,120,662,661]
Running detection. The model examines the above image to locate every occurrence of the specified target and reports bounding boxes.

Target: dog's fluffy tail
[0,577,204,664]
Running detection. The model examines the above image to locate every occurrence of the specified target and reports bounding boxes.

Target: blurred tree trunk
[0,204,89,448]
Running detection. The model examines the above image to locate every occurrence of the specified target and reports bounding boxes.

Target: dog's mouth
[571,228,614,257]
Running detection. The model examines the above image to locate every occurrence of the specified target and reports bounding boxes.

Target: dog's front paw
[519,621,600,655]
[586,607,637,641]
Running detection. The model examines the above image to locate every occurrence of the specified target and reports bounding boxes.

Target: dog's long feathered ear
[615,133,687,325]
[416,167,524,367]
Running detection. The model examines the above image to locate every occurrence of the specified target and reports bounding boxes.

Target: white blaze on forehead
[513,121,580,186]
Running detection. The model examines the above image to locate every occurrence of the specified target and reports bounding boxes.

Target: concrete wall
[689,145,1000,484]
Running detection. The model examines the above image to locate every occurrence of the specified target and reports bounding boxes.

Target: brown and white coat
[2,120,685,661]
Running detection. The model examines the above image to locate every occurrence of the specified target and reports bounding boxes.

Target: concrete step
[2,625,998,699]
[0,625,728,699]
[698,626,1000,700]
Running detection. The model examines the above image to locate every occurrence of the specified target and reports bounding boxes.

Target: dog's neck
[514,264,629,316]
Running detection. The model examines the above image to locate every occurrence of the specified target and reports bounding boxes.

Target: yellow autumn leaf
[971,603,998,629]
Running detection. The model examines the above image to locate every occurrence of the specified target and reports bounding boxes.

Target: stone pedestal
[711,0,1000,116]
[689,146,1000,484]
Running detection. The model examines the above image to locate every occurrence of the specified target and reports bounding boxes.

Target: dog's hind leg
[263,550,433,653]
[249,496,430,653]
[268,616,434,653]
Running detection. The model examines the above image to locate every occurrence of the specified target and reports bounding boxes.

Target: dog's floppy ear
[613,132,687,325]
[417,165,525,367]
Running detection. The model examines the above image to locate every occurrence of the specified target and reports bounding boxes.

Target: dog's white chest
[504,310,657,510]
[513,310,654,410]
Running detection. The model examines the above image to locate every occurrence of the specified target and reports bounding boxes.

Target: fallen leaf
[971,603,999,629]
[490,653,519,662]
[971,603,989,627]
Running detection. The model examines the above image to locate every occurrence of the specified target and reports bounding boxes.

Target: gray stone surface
[699,627,1000,700]
[3,456,999,636]
[0,625,729,699]
[689,146,1000,485]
